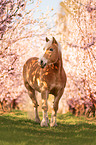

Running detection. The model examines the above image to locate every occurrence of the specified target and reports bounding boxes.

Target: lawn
[0,110,96,145]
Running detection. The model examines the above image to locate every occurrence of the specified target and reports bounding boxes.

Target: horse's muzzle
[40,60,46,68]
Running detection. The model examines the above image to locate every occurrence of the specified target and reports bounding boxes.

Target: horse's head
[39,37,61,68]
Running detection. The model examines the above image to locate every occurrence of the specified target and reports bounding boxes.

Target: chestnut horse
[23,37,67,127]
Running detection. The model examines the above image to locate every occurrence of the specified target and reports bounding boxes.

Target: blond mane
[43,39,62,52]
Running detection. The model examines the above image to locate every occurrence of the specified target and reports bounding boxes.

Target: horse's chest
[28,71,49,92]
[28,61,63,92]
[29,69,60,92]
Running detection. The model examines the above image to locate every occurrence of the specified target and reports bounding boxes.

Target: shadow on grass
[0,113,96,145]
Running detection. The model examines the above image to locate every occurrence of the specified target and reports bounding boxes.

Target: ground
[0,110,96,145]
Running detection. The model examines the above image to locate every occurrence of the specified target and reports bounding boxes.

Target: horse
[23,37,67,127]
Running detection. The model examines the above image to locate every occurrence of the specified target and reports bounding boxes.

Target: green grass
[0,110,96,145]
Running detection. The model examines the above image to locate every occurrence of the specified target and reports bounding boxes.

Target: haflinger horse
[23,37,67,127]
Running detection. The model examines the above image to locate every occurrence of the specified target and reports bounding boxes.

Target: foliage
[0,0,34,111]
[0,0,54,111]
[0,0,26,40]
[0,110,96,145]
[0,0,96,117]
[56,0,96,116]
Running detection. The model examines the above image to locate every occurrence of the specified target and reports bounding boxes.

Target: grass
[0,110,96,145]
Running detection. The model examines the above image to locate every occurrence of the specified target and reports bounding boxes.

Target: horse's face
[39,37,59,68]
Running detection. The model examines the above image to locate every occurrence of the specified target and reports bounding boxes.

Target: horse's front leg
[50,96,59,127]
[50,88,64,127]
[50,90,63,127]
[41,91,49,127]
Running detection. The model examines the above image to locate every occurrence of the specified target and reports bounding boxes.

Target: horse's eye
[50,48,53,51]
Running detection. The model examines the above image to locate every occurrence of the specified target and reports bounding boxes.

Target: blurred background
[0,0,96,118]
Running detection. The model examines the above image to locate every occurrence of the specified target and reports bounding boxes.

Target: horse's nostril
[41,60,43,65]
[40,60,46,68]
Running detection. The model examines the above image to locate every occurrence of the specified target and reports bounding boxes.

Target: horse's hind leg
[25,82,40,123]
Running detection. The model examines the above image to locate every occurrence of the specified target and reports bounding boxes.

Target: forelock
[43,39,62,52]
[44,40,52,50]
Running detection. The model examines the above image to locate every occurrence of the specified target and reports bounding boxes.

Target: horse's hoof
[50,122,57,127]
[41,120,48,127]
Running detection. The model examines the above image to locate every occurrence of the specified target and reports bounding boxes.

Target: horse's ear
[46,37,50,42]
[52,37,58,44]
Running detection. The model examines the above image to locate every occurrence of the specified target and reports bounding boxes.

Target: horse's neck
[55,52,63,72]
